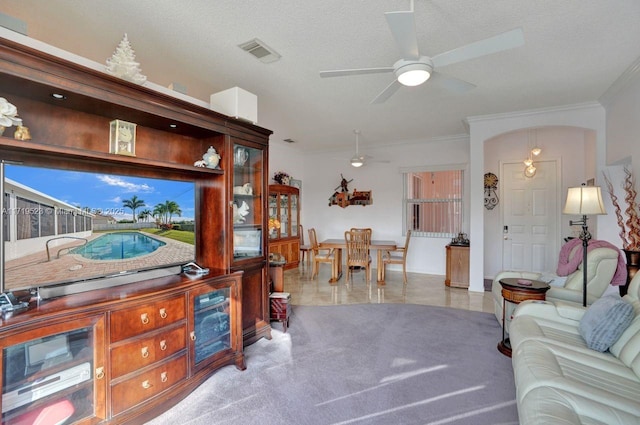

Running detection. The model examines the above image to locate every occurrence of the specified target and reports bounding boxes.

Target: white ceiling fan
[319,0,524,104]
[349,130,389,167]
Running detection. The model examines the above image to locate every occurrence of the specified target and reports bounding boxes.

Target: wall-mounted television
[2,164,196,299]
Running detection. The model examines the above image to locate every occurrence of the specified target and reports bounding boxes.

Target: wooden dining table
[319,239,397,284]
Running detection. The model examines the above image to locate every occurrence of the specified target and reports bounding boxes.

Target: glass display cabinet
[1,316,106,424]
[229,138,271,347]
[232,144,264,261]
[268,184,300,269]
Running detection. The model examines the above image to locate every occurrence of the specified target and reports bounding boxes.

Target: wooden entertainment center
[0,37,272,424]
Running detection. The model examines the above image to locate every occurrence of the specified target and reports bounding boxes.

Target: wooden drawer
[110,295,186,342]
[111,354,187,415]
[110,325,187,379]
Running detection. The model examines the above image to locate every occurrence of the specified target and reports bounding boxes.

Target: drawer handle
[160,371,168,383]
[142,380,151,389]
[159,340,167,351]
[159,308,167,319]
[141,346,149,358]
[141,313,149,325]
[190,331,196,341]
[95,367,105,380]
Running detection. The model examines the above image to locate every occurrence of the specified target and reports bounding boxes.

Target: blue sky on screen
[6,165,195,221]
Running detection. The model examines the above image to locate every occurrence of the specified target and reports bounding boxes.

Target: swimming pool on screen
[71,232,166,260]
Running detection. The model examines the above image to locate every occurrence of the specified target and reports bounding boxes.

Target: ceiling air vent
[238,38,281,64]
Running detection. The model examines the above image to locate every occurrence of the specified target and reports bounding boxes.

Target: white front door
[501,160,559,272]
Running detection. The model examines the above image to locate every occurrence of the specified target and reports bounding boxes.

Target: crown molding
[598,55,640,107]
[464,101,603,126]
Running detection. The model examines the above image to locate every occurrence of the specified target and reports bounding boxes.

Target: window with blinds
[404,169,463,237]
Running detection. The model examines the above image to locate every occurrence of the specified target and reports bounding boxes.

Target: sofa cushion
[579,295,634,352]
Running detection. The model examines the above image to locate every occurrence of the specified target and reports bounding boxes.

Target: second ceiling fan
[320,1,525,104]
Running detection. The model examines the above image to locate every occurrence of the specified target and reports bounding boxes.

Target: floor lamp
[563,184,607,307]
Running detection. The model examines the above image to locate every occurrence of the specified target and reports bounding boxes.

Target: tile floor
[281,263,494,314]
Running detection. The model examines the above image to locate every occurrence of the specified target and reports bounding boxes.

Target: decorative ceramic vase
[202,146,221,169]
[621,249,640,296]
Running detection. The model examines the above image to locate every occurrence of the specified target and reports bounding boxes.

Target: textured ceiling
[2,0,640,154]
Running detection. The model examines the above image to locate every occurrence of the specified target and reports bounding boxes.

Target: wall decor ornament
[105,33,147,85]
[328,174,372,208]
[109,119,136,156]
[484,172,499,210]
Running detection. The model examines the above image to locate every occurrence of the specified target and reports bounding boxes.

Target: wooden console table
[445,244,469,288]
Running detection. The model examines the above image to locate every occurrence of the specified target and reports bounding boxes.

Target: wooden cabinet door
[234,262,270,346]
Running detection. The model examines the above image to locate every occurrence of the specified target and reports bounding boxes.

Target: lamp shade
[563,185,606,215]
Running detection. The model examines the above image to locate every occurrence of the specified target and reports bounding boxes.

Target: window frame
[401,164,468,238]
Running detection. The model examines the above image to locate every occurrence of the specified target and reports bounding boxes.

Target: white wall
[270,136,470,275]
[602,61,640,249]
[604,64,640,183]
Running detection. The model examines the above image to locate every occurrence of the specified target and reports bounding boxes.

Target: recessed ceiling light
[169,124,177,128]
[51,93,66,100]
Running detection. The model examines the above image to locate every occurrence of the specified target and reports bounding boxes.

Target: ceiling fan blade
[430,72,476,93]
[385,11,420,61]
[370,79,402,104]
[431,27,524,68]
[320,67,394,78]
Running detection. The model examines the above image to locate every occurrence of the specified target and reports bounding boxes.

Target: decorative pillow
[579,295,635,352]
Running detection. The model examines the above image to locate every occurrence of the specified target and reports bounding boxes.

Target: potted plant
[604,166,640,295]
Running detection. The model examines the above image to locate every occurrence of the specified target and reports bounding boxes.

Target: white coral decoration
[0,97,22,127]
[105,33,147,85]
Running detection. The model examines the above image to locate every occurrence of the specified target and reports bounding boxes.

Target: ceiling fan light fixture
[350,156,364,167]
[397,69,430,86]
[395,60,432,86]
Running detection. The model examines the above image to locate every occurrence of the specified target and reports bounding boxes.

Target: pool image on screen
[71,232,166,260]
[2,164,196,292]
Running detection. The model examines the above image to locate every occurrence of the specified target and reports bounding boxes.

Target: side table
[497,277,550,357]
[269,292,291,332]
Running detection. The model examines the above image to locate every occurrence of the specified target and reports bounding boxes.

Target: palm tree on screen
[138,209,152,222]
[123,195,145,223]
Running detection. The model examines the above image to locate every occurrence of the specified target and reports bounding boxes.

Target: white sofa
[508,271,640,424]
[492,247,619,326]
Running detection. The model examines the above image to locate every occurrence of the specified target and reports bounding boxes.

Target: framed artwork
[109,119,136,156]
[290,179,302,190]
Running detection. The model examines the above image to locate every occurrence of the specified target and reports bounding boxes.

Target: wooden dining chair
[299,224,312,269]
[381,229,412,284]
[344,229,372,284]
[308,228,336,280]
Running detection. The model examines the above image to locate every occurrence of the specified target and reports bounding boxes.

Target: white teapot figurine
[202,146,221,169]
